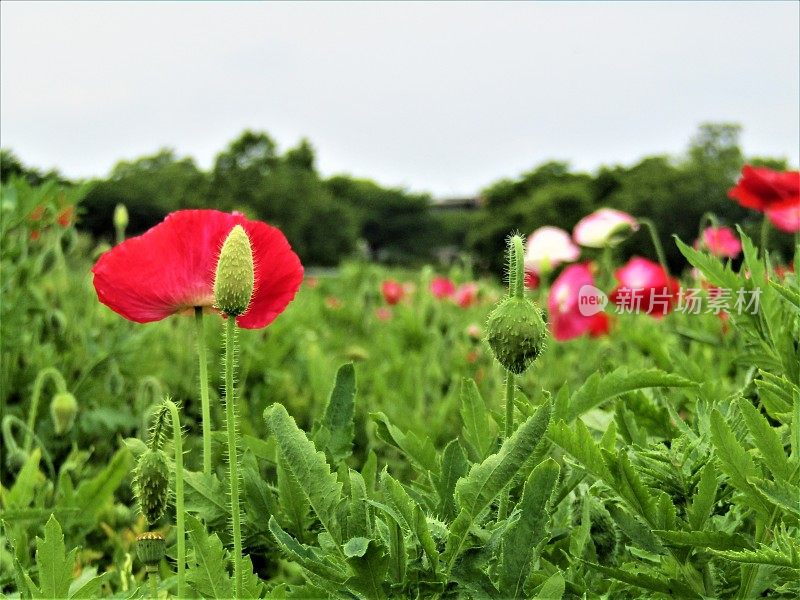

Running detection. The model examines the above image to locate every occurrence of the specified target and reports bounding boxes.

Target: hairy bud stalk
[214,225,255,317]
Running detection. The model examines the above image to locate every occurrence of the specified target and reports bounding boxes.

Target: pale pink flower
[525,226,580,274]
[573,208,638,248]
[697,226,742,258]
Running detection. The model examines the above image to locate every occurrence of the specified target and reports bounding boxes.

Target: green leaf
[370,412,439,474]
[346,470,371,539]
[613,452,658,525]
[277,453,311,543]
[687,463,718,531]
[711,546,800,569]
[314,363,356,463]
[737,397,791,481]
[4,448,43,509]
[435,439,469,521]
[533,571,565,600]
[183,471,228,528]
[344,539,389,600]
[443,400,551,567]
[343,536,371,558]
[548,419,615,484]
[33,514,74,599]
[380,471,438,570]
[68,568,107,599]
[499,458,560,599]
[675,236,740,292]
[268,517,348,584]
[565,367,697,423]
[749,478,800,518]
[654,530,752,551]
[460,378,495,461]
[185,513,233,599]
[265,403,343,543]
[709,409,770,516]
[72,447,132,521]
[584,561,702,598]
[607,505,665,555]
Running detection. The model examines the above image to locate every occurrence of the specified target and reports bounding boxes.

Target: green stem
[639,218,670,276]
[147,570,158,599]
[512,236,525,299]
[195,307,213,477]
[25,367,66,454]
[760,215,770,263]
[497,372,516,522]
[224,316,243,599]
[164,400,186,599]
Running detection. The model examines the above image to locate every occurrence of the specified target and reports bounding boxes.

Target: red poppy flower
[453,283,479,308]
[696,226,741,258]
[609,257,679,318]
[766,203,800,233]
[57,206,74,227]
[524,270,540,290]
[381,280,404,305]
[430,276,456,299]
[547,263,609,341]
[728,166,799,211]
[92,209,303,329]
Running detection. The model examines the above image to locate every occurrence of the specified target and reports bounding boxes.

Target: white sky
[2,1,798,196]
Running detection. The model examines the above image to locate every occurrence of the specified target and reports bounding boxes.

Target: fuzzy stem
[760,215,770,260]
[224,316,243,599]
[147,570,158,599]
[497,372,516,522]
[512,236,525,299]
[25,367,67,454]
[639,218,670,276]
[164,399,186,599]
[195,307,213,477]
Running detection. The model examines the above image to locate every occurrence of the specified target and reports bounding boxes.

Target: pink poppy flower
[524,271,540,290]
[766,203,800,233]
[430,276,456,299]
[697,226,742,258]
[609,257,679,318]
[525,226,580,274]
[573,208,638,248]
[547,263,608,341]
[728,166,799,211]
[381,280,404,305]
[454,283,479,308]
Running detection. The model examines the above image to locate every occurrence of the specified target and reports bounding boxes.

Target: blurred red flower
[57,206,74,227]
[324,296,343,310]
[92,209,303,329]
[766,203,800,233]
[375,307,393,321]
[697,226,741,258]
[454,283,479,308]
[548,263,609,341]
[524,270,540,289]
[609,257,679,318]
[381,280,404,305]
[728,166,799,211]
[430,276,456,299]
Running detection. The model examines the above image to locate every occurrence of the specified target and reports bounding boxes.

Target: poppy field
[1,167,799,600]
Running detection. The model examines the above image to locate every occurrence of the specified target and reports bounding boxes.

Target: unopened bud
[214,225,255,316]
[486,296,547,374]
[113,203,129,231]
[133,449,170,525]
[50,392,78,435]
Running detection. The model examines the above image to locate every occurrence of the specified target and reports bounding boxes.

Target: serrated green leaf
[737,397,791,481]
[654,530,751,551]
[33,514,74,600]
[534,571,565,600]
[344,538,388,600]
[584,560,702,598]
[607,505,665,555]
[711,545,800,569]
[499,458,560,599]
[675,236,740,292]
[185,513,233,599]
[380,471,438,570]
[268,517,348,584]
[443,400,551,568]
[436,439,469,521]
[709,409,770,516]
[370,412,438,474]
[460,378,495,461]
[72,447,132,521]
[4,448,43,509]
[565,367,697,423]
[315,363,356,463]
[749,478,800,518]
[688,463,718,531]
[265,403,343,543]
[346,470,371,539]
[548,419,615,484]
[614,452,658,525]
[277,452,311,543]
[184,470,228,528]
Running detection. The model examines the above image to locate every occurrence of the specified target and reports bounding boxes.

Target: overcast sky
[2,1,798,196]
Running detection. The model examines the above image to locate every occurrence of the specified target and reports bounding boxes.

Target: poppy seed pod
[50,391,78,435]
[136,531,166,568]
[486,296,547,374]
[214,225,255,317]
[133,449,170,525]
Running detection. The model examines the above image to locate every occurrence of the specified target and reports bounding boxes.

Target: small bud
[50,391,78,435]
[113,203,129,231]
[133,449,170,525]
[213,225,255,317]
[486,296,547,374]
[136,531,166,568]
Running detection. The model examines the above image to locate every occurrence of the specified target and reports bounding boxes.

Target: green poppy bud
[113,203,129,231]
[213,225,255,317]
[133,449,170,525]
[486,296,547,374]
[50,391,78,435]
[136,531,166,568]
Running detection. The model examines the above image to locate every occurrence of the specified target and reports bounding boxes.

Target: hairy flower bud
[50,391,78,435]
[214,225,255,317]
[133,449,170,525]
[113,203,129,231]
[486,296,547,374]
[136,531,166,568]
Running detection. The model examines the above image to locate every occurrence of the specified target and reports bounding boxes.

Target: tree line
[1,122,793,270]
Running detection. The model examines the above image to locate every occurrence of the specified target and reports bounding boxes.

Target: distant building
[430,196,484,210]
